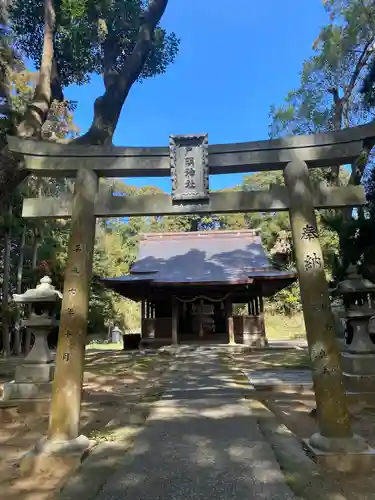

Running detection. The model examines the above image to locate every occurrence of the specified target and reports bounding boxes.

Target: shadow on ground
[60,347,295,500]
[0,350,173,500]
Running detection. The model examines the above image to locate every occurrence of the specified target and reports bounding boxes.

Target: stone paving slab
[248,369,313,391]
[93,347,296,500]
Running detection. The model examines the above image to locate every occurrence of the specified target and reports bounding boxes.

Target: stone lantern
[2,276,62,401]
[333,264,375,394]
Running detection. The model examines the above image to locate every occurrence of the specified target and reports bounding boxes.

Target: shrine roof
[102,229,297,288]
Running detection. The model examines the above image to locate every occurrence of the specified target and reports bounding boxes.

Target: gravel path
[95,346,296,500]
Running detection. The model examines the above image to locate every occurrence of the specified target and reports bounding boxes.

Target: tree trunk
[31,229,39,271]
[2,206,12,357]
[14,224,26,356]
[190,218,199,231]
[16,0,56,138]
[74,0,169,146]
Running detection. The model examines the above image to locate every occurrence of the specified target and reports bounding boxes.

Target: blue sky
[64,0,329,192]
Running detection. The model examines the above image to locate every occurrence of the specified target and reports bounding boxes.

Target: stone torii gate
[7,123,375,468]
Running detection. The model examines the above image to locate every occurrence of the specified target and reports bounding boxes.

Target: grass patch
[88,429,117,442]
[265,313,306,340]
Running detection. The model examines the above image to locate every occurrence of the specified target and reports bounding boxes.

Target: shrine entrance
[177,298,225,341]
[103,228,296,347]
[7,122,374,454]
[143,293,262,345]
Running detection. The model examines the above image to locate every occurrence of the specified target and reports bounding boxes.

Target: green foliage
[269,0,375,138]
[342,164,375,280]
[269,0,375,283]
[266,283,302,316]
[324,1,375,107]
[0,69,79,146]
[362,59,375,105]
[9,0,180,87]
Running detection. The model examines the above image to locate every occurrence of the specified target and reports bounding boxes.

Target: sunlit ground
[86,342,123,351]
[265,313,305,340]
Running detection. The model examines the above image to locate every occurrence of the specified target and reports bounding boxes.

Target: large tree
[269,0,375,276]
[270,0,375,186]
[10,0,178,144]
[0,0,177,219]
[0,0,58,219]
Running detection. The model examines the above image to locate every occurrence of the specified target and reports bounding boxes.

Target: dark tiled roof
[104,230,297,286]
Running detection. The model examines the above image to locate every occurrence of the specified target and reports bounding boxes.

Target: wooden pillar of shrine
[141,300,146,337]
[199,299,204,338]
[254,297,260,316]
[284,159,354,445]
[49,167,98,441]
[247,301,252,316]
[151,302,156,338]
[171,296,179,345]
[226,297,235,344]
[259,294,266,338]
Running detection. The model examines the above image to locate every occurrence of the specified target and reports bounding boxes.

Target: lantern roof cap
[13,276,63,303]
[335,264,375,295]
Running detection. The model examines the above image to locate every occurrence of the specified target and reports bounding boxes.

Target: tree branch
[75,0,169,145]
[344,40,373,101]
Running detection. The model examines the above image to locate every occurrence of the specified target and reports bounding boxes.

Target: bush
[266,283,302,316]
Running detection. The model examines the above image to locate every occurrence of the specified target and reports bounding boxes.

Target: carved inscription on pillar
[300,223,318,241]
[169,134,209,202]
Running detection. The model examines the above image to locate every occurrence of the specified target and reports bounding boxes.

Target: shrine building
[102,229,297,346]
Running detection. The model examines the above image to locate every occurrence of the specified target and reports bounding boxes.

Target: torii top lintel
[7,121,375,178]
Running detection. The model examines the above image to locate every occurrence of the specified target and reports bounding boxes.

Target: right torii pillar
[284,160,373,471]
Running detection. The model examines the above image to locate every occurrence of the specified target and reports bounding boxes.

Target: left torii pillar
[48,167,98,442]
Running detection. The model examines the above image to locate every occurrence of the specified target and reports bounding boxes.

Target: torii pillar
[284,160,372,470]
[48,167,97,443]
